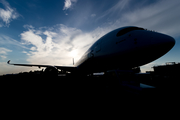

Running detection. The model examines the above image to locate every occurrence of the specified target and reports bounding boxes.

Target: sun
[70,49,78,58]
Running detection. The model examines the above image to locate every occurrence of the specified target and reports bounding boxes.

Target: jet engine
[44,67,58,76]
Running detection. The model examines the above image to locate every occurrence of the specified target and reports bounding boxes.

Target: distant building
[153,62,180,76]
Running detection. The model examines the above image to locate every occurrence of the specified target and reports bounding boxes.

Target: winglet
[7,60,10,64]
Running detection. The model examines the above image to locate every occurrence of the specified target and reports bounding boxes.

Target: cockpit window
[116,27,144,37]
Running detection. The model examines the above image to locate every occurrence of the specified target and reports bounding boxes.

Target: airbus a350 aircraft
[8,26,175,75]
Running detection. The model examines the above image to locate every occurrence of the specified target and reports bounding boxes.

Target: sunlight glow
[69,49,78,58]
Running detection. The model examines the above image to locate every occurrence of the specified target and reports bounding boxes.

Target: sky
[0,0,180,75]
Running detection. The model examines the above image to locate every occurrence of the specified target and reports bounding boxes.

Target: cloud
[101,0,180,38]
[0,34,28,49]
[0,47,12,59]
[63,0,77,10]
[0,47,12,54]
[91,14,96,17]
[20,24,108,66]
[96,0,130,22]
[0,55,6,59]
[0,0,20,27]
[121,0,180,33]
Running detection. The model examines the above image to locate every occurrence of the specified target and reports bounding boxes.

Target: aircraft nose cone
[146,32,176,62]
[169,36,175,46]
[151,33,175,51]
[162,34,175,47]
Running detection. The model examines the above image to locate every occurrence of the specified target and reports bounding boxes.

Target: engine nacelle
[44,67,58,76]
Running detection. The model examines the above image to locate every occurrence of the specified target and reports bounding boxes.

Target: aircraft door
[88,50,94,59]
[88,41,101,59]
[94,41,101,53]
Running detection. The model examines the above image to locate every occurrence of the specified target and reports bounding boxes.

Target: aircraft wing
[7,60,76,72]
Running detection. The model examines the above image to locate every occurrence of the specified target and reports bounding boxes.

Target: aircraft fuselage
[75,26,175,73]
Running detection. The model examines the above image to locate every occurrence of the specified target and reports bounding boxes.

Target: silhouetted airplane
[8,26,175,75]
